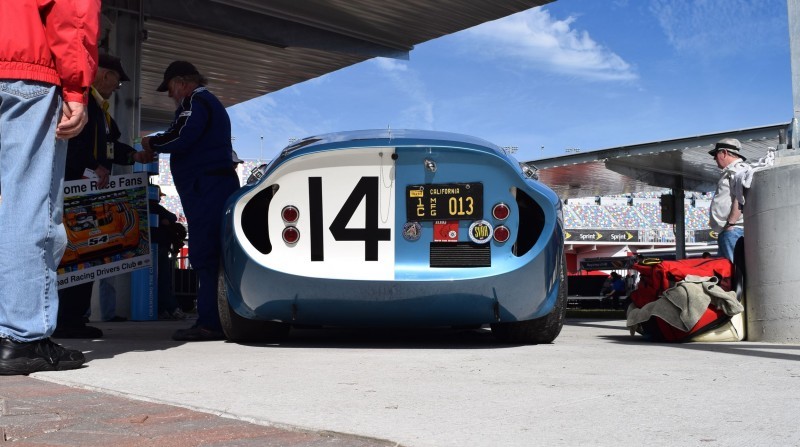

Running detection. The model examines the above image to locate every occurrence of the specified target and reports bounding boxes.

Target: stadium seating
[563,193,711,232]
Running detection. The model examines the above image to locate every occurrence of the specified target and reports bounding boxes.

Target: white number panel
[236,148,396,280]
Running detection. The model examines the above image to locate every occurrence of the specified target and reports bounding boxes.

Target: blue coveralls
[148,87,239,331]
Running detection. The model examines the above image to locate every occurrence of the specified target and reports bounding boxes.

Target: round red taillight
[282,226,300,245]
[493,225,510,243]
[282,205,299,223]
[492,203,510,221]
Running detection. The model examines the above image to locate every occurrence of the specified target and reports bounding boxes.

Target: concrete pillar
[789,0,800,149]
[97,6,144,318]
[745,156,800,342]
[109,10,142,140]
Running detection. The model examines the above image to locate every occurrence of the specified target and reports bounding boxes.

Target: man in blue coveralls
[142,61,239,341]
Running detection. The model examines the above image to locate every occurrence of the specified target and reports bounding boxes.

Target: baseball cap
[156,61,200,92]
[708,138,746,161]
[99,54,130,82]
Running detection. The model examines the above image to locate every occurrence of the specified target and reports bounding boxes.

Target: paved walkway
[3,318,799,446]
[0,375,396,446]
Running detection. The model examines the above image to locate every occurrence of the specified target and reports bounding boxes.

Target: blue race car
[219,129,566,344]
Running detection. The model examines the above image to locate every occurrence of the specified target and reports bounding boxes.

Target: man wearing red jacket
[0,0,100,375]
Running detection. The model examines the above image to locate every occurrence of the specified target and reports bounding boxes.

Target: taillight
[281,204,300,245]
[492,203,510,221]
[493,225,510,243]
[282,205,299,223]
[282,226,300,245]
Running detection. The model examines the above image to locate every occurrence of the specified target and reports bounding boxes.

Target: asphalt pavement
[2,317,799,446]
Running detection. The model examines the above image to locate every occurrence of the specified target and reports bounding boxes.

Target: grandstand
[605,205,650,228]
[564,193,712,233]
[158,158,172,185]
[569,205,615,228]
[153,155,268,220]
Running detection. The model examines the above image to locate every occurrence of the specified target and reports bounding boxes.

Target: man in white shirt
[708,138,749,263]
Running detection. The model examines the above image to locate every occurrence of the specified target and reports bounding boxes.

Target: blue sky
[227,0,792,163]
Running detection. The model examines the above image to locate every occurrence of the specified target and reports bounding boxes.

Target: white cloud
[229,96,278,130]
[650,0,786,56]
[374,57,408,72]
[229,96,328,158]
[464,8,637,82]
[371,59,434,129]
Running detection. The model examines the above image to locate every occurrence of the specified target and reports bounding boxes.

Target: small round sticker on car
[469,220,493,244]
[402,221,422,241]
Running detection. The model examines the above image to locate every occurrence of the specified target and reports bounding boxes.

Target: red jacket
[0,0,100,104]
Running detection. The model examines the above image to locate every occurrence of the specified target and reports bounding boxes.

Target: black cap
[156,61,200,92]
[99,54,130,82]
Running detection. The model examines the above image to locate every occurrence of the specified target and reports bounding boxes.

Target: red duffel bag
[629,258,736,342]
[630,258,733,308]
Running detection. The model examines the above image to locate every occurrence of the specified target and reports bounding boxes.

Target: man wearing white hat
[708,138,748,262]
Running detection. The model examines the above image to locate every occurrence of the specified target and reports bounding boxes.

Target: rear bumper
[222,222,564,326]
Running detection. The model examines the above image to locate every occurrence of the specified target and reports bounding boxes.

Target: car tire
[218,267,290,343]
[490,259,567,344]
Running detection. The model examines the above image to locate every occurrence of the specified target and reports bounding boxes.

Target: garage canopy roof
[100,0,785,201]
[528,123,788,199]
[101,0,553,131]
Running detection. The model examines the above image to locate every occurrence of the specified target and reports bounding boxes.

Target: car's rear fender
[220,233,564,326]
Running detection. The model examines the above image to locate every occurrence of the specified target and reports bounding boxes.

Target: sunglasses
[710,149,727,159]
[105,70,123,88]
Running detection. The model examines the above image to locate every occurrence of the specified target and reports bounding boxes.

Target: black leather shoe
[172,325,226,341]
[52,325,104,339]
[0,337,85,375]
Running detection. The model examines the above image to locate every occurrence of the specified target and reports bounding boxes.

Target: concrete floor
[4,318,799,446]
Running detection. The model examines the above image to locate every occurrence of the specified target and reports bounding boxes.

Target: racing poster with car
[57,173,151,288]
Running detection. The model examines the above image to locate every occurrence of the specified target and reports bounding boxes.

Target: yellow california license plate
[405,183,483,221]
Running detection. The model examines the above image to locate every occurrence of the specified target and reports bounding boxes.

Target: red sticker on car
[433,220,458,242]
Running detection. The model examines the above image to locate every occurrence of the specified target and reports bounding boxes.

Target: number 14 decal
[308,176,391,262]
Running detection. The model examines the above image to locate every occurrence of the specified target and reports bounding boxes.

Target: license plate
[406,183,483,221]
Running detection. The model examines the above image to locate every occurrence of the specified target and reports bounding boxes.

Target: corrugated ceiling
[138,19,367,125]
[101,0,554,131]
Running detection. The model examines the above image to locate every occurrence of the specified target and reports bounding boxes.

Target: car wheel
[218,267,290,343]
[491,259,567,344]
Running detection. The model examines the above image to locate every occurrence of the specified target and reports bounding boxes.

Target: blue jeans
[0,81,67,341]
[718,227,743,263]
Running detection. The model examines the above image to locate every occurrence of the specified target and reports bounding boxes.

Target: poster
[57,173,151,288]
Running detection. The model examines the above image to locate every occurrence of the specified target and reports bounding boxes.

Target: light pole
[259,135,264,163]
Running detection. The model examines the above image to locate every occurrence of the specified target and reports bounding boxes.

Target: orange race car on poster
[60,193,141,266]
